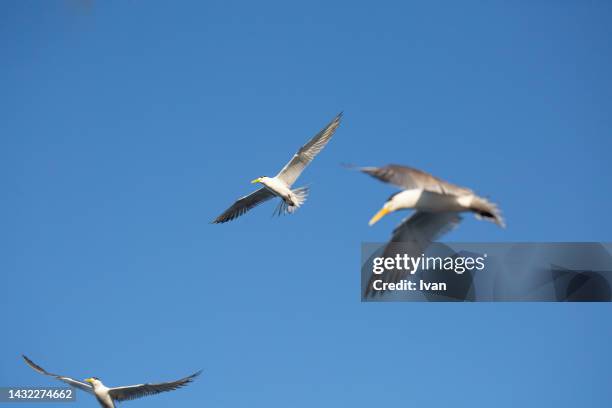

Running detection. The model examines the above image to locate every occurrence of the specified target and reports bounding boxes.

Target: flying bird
[354,164,505,227]
[351,164,505,297]
[212,112,342,223]
[22,355,200,408]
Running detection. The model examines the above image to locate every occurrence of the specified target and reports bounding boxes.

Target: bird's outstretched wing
[354,164,472,196]
[108,371,201,402]
[22,355,93,394]
[276,112,342,186]
[389,211,462,243]
[212,188,275,223]
[364,211,462,297]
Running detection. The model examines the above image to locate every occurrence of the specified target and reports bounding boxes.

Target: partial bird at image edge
[22,354,201,408]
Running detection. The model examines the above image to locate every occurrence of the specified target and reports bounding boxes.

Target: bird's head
[369,200,395,226]
[84,377,102,387]
[251,176,269,185]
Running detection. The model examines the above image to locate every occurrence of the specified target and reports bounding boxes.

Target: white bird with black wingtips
[352,164,505,228]
[212,112,342,223]
[22,355,201,408]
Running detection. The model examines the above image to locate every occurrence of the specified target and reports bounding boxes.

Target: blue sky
[2,1,611,407]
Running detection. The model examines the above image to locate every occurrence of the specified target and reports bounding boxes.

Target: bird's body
[90,381,114,408]
[383,188,498,217]
[258,176,295,205]
[22,355,200,408]
[386,189,464,213]
[213,112,342,223]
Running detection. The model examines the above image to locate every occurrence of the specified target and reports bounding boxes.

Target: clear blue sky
[2,1,611,407]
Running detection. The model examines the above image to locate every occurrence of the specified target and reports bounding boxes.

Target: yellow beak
[84,378,94,384]
[251,178,261,184]
[369,207,390,226]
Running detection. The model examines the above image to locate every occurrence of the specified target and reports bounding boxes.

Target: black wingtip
[329,111,343,124]
[185,370,203,383]
[21,354,42,373]
[211,216,228,224]
[211,218,230,224]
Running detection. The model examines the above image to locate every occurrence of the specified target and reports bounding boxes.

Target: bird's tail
[273,186,309,216]
[469,196,505,228]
